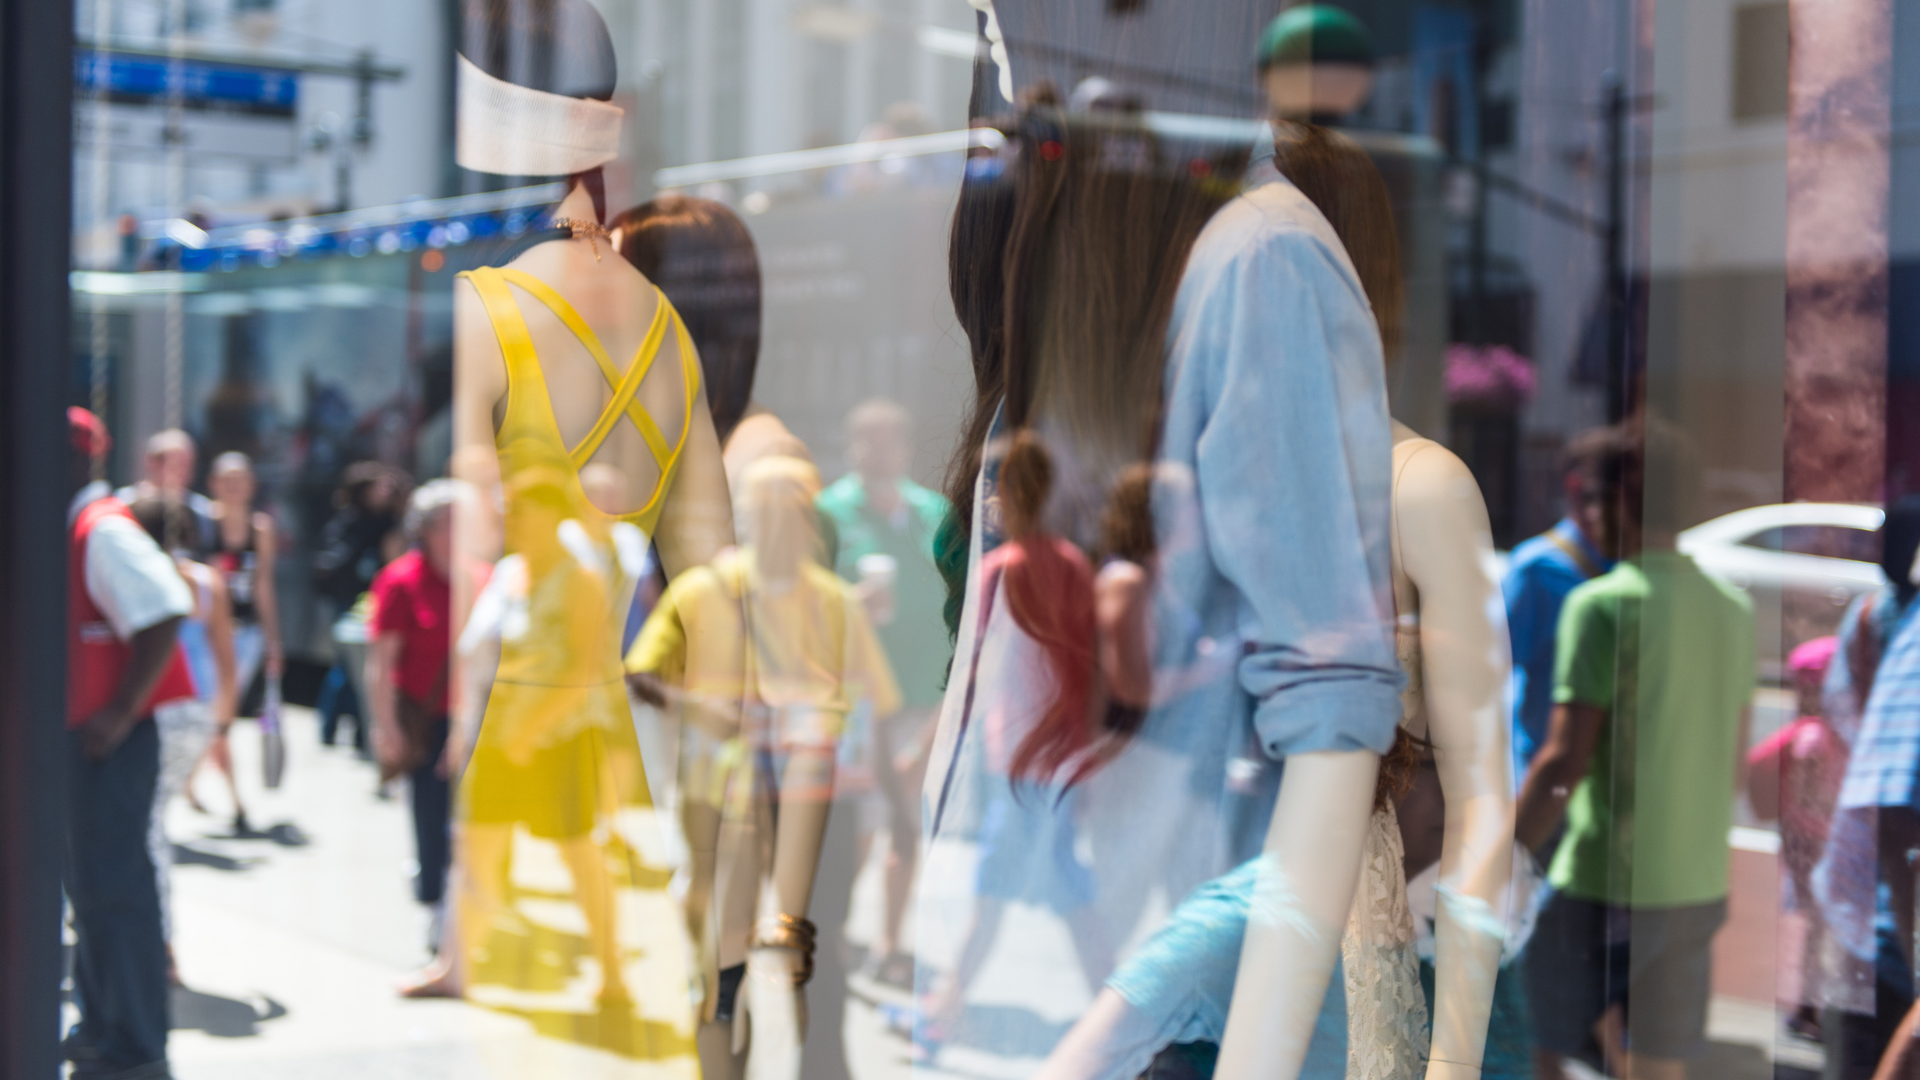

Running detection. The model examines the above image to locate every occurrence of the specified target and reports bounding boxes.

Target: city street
[145,704,1805,1080]
[152,705,912,1080]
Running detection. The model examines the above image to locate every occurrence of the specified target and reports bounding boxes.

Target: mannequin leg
[558,834,625,999]
[699,1015,749,1080]
[457,823,514,960]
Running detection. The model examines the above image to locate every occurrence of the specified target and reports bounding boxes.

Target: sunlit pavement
[145,705,913,1079]
[118,698,1812,1080]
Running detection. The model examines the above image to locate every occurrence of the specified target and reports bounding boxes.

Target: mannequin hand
[737,946,806,1080]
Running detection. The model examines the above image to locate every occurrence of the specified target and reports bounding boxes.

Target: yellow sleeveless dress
[454,265,702,1068]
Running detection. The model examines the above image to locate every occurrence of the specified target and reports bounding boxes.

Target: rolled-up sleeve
[1174,215,1403,759]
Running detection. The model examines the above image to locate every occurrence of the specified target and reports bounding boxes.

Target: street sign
[74,50,298,114]
[75,99,299,162]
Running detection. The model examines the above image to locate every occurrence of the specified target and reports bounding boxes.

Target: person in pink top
[1747,634,1845,1038]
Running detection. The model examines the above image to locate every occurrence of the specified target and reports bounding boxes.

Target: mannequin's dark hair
[1271,121,1403,360]
[943,80,1242,787]
[943,87,1240,566]
[462,0,617,221]
[611,195,762,442]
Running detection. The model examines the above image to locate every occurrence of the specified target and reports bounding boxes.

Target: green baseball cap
[1257,5,1376,69]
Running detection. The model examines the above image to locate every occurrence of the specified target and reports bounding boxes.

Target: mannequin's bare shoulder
[507,237,659,313]
[1392,423,1488,522]
[1391,422,1496,589]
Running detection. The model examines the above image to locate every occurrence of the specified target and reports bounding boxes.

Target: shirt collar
[68,480,110,526]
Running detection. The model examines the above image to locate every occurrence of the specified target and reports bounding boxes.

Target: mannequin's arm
[768,748,835,925]
[1395,444,1514,1080]
[450,278,510,727]
[1216,750,1379,1080]
[654,382,735,579]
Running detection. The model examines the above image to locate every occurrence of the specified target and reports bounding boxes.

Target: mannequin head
[1257,5,1377,123]
[610,195,762,441]
[741,456,822,583]
[461,0,619,220]
[1271,121,1402,362]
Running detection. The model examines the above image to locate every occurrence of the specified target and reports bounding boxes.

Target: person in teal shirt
[816,398,952,981]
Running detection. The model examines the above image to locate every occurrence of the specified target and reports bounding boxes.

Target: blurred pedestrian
[129,497,236,985]
[114,427,217,557]
[1502,425,1620,782]
[1811,497,1920,1074]
[195,452,279,833]
[1517,421,1755,1080]
[1836,607,1920,1080]
[312,462,410,751]
[368,481,459,935]
[63,407,199,1080]
[1746,635,1846,1039]
[815,398,952,985]
[628,455,899,1080]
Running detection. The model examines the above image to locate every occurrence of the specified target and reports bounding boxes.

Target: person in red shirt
[63,408,197,1080]
[366,481,458,932]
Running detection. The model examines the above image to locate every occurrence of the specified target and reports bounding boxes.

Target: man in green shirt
[1516,422,1754,1080]
[815,399,952,982]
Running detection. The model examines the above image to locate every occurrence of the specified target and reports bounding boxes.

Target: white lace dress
[1341,801,1430,1080]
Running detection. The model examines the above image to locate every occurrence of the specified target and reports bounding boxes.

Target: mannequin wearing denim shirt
[917,148,1401,1076]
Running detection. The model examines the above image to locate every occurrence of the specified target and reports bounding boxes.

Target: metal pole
[1603,69,1627,423]
[0,0,77,1071]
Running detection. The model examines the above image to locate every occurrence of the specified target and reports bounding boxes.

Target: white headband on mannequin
[456,53,624,176]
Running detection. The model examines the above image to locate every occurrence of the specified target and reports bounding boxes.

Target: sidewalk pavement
[141,705,1808,1080]
[152,705,910,1080]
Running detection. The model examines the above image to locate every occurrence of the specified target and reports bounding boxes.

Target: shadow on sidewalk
[170,844,256,872]
[171,986,289,1038]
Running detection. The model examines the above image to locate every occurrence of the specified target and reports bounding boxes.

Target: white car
[1678,502,1886,681]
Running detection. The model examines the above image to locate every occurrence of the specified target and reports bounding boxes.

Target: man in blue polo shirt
[1503,425,1621,783]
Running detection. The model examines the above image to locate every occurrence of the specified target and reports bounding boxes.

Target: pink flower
[1445,344,1537,409]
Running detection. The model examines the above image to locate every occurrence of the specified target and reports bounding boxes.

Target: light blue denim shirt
[1155,154,1403,765]
[914,156,1402,1072]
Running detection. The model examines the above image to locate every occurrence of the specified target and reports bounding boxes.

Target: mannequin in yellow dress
[443,0,738,1065]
